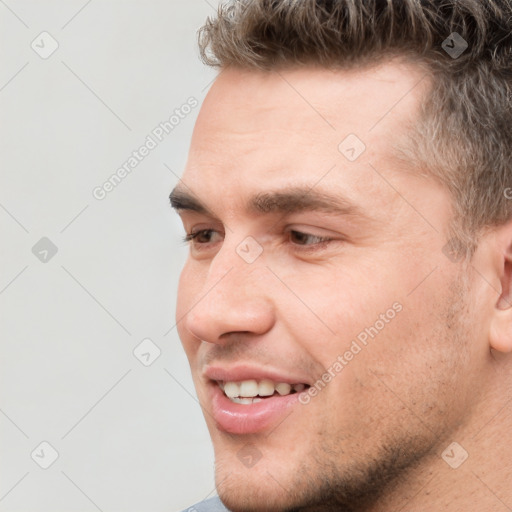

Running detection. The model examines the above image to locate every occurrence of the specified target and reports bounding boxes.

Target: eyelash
[181,229,334,252]
[181,231,213,244]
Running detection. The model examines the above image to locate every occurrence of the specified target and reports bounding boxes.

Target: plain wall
[0,1,220,510]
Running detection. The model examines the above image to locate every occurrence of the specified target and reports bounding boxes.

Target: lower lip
[209,383,303,434]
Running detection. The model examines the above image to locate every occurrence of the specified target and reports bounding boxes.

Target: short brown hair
[198,0,512,255]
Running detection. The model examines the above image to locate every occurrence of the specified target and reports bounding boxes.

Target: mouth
[206,373,311,435]
[219,379,307,404]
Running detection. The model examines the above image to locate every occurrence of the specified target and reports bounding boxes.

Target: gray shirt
[181,496,229,512]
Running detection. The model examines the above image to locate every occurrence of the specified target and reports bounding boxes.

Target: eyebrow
[169,186,210,214]
[169,185,363,218]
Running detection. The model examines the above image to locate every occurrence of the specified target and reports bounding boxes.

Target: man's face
[174,63,489,510]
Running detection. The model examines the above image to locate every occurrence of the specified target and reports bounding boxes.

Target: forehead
[183,61,431,215]
[193,60,429,141]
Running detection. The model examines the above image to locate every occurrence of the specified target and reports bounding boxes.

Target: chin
[216,481,295,512]
[214,452,301,512]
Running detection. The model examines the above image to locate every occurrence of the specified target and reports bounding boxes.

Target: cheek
[362,290,472,423]
[311,302,467,445]
[176,259,202,313]
[175,260,200,347]
[278,263,405,364]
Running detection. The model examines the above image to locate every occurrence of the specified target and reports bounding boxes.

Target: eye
[288,230,333,248]
[182,229,223,246]
[181,228,338,254]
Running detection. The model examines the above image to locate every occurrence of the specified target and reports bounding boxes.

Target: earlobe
[490,314,512,352]
[490,237,512,353]
[496,254,512,309]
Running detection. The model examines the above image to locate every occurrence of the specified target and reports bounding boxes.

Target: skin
[173,61,512,511]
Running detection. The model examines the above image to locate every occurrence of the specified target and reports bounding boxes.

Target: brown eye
[194,230,215,243]
[183,229,223,246]
[289,230,330,245]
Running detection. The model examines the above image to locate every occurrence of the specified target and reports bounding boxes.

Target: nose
[183,253,275,345]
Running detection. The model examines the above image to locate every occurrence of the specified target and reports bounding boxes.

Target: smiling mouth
[218,379,310,404]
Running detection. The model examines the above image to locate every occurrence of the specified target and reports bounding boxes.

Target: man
[171,1,512,510]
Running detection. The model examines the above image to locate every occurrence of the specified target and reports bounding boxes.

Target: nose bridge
[185,239,273,342]
[206,232,268,291]
[206,239,270,310]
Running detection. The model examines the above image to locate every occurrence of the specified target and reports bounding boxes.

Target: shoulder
[180,496,230,512]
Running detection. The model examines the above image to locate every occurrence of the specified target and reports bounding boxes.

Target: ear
[489,221,512,353]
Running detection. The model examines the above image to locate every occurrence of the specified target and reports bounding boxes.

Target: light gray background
[0,1,221,510]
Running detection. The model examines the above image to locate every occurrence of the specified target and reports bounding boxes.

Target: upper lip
[203,363,312,386]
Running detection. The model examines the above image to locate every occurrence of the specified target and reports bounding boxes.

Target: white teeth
[224,382,240,398]
[220,379,308,403]
[275,382,292,396]
[231,397,259,404]
[240,380,259,397]
[258,379,275,396]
